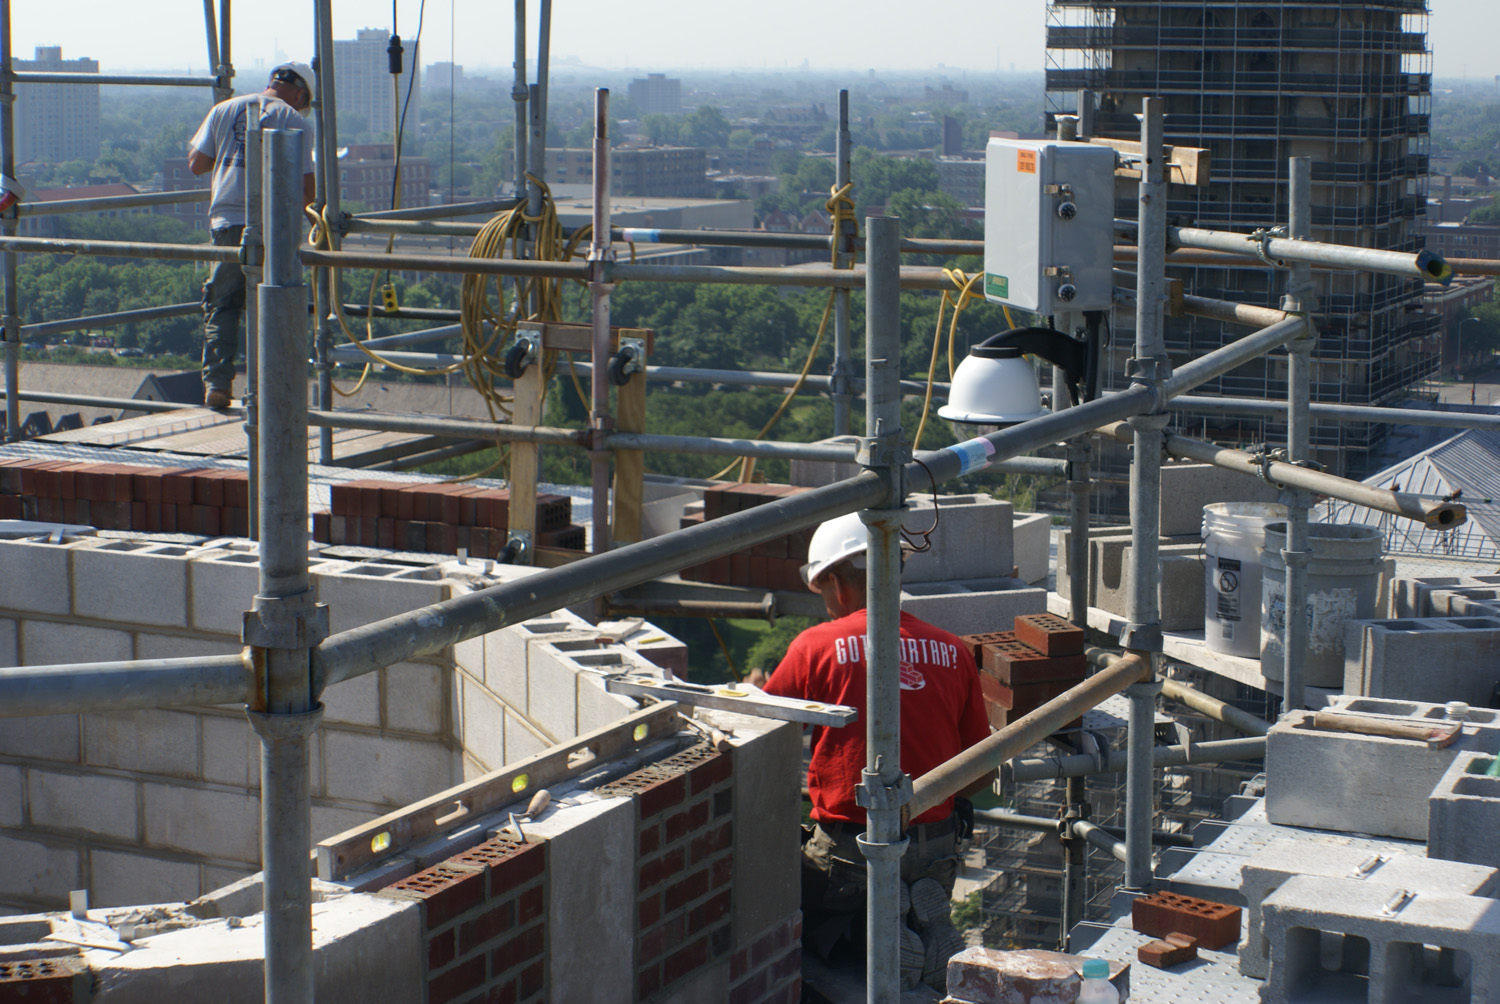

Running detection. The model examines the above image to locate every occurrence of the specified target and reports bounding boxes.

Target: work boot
[908,877,964,991]
[898,925,924,990]
[205,385,232,410]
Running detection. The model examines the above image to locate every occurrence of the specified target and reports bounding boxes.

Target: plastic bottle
[1077,957,1120,1003]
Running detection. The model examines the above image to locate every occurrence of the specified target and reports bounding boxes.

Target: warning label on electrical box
[1017,149,1037,174]
[985,274,1009,299]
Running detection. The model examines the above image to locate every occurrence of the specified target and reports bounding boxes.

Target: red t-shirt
[764,609,989,827]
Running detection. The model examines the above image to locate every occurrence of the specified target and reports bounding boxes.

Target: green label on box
[985,273,1009,299]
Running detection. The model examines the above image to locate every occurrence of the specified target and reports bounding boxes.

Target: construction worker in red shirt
[748,512,991,992]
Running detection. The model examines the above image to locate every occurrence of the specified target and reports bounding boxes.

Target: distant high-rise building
[427,62,463,90]
[629,74,682,116]
[15,46,99,165]
[333,28,420,141]
[1046,0,1436,478]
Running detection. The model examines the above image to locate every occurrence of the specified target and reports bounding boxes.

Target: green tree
[680,106,731,148]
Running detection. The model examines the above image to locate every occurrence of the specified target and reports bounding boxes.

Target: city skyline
[10,0,1500,80]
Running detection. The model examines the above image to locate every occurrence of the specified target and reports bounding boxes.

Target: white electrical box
[983,138,1116,315]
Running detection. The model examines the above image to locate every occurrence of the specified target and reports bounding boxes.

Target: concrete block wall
[1429,750,1500,870]
[901,494,1013,584]
[1054,528,1204,631]
[1390,573,1500,619]
[900,577,1046,638]
[1157,461,1281,538]
[1012,511,1052,585]
[1343,616,1500,708]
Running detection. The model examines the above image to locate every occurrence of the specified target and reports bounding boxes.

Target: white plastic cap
[800,512,868,589]
[937,353,1049,426]
[270,62,317,109]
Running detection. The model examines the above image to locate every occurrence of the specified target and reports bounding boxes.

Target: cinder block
[1391,575,1464,618]
[1428,587,1500,619]
[1265,708,1500,841]
[188,551,263,635]
[720,715,801,937]
[1238,838,1500,979]
[521,797,635,1004]
[459,675,506,771]
[21,620,131,666]
[83,709,200,779]
[384,662,449,735]
[200,713,258,788]
[72,542,190,627]
[1261,874,1500,1004]
[576,670,637,733]
[143,782,262,864]
[320,730,456,808]
[1344,616,1500,709]
[504,709,550,763]
[1158,461,1279,537]
[900,578,1046,637]
[321,668,382,728]
[0,764,21,827]
[0,539,71,615]
[1429,750,1500,870]
[483,617,592,709]
[134,633,241,663]
[1012,511,1052,585]
[0,833,80,902]
[0,713,80,763]
[89,848,200,908]
[310,802,381,845]
[901,494,1014,584]
[528,638,623,741]
[0,617,14,668]
[28,768,138,841]
[1054,528,1204,630]
[314,563,451,634]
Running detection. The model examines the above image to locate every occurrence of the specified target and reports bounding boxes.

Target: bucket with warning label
[1202,502,1287,658]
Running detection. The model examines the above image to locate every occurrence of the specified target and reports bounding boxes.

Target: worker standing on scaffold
[187,62,317,410]
[748,512,991,993]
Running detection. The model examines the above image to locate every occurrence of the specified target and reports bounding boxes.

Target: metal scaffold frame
[0,5,1495,1004]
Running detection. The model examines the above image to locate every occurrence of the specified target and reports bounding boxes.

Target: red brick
[379,483,404,518]
[664,868,710,912]
[377,517,396,550]
[159,504,179,533]
[535,493,571,531]
[428,929,456,970]
[984,649,1087,686]
[130,469,164,503]
[193,470,226,507]
[983,696,1010,730]
[638,893,661,929]
[637,774,687,818]
[771,944,801,982]
[221,471,250,509]
[638,848,685,893]
[0,495,19,519]
[729,970,767,1004]
[393,520,410,552]
[518,960,543,999]
[688,752,732,794]
[516,884,543,925]
[190,504,221,537]
[1139,932,1198,969]
[484,980,518,1004]
[1014,612,1085,656]
[690,823,733,865]
[537,525,585,551]
[312,511,331,543]
[476,489,509,528]
[482,841,546,896]
[640,914,685,964]
[664,800,710,843]
[427,955,485,1004]
[0,956,89,1003]
[711,855,733,889]
[729,552,751,587]
[637,966,661,1001]
[689,889,732,929]
[639,824,660,857]
[1132,890,1241,950]
[1003,678,1089,721]
[223,507,249,538]
[160,468,202,506]
[394,485,419,521]
[381,863,487,930]
[458,900,514,955]
[490,922,544,975]
[662,936,710,985]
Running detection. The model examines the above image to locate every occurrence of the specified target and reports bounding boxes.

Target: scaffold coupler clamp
[1120,622,1163,655]
[854,763,912,861]
[243,590,329,653]
[1248,225,1288,268]
[1059,801,1089,843]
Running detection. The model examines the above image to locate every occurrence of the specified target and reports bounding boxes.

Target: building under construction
[0,3,1499,1004]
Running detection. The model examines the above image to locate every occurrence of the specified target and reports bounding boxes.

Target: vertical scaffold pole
[832,89,855,436]
[247,128,327,1004]
[858,217,907,1004]
[313,0,342,466]
[511,0,528,200]
[1281,156,1316,712]
[0,0,17,443]
[588,88,614,554]
[1124,97,1168,893]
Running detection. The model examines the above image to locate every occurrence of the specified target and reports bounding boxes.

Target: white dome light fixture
[938,326,1093,440]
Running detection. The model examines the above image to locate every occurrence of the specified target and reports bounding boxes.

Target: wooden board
[1094,137,1211,187]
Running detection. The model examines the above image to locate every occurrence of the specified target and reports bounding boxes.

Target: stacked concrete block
[1266,707,1500,840]
[1427,587,1500,619]
[1157,461,1280,538]
[1429,750,1500,870]
[1343,616,1500,708]
[1054,527,1205,631]
[1391,574,1500,619]
[901,493,1014,584]
[902,578,1046,638]
[1012,511,1052,585]
[1261,874,1500,1004]
[1238,838,1500,979]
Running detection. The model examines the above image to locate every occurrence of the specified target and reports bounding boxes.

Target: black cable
[387,0,426,286]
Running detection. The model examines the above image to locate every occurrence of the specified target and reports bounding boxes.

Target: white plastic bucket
[1260,521,1385,687]
[1201,502,1287,657]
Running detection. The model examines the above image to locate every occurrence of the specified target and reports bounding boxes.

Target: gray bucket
[1202,502,1288,658]
[1260,521,1384,687]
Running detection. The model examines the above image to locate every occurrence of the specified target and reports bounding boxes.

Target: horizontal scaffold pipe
[17,189,209,217]
[9,71,218,87]
[305,409,584,446]
[0,654,253,718]
[1118,218,1452,284]
[312,472,886,689]
[1447,257,1500,277]
[0,235,236,263]
[21,301,199,338]
[907,653,1151,821]
[1004,735,1268,783]
[347,198,524,222]
[1179,295,1292,330]
[1172,394,1500,433]
[0,389,190,412]
[974,810,1195,848]
[338,303,463,322]
[1096,421,1467,530]
[1073,819,1129,862]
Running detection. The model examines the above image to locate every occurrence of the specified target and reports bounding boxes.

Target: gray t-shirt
[189,92,314,230]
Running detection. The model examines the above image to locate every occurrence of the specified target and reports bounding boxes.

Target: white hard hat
[800,512,868,589]
[270,61,317,108]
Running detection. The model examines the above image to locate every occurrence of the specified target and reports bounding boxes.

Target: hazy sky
[12,1,1499,79]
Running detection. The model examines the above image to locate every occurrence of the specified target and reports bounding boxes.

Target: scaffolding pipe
[15,189,209,216]
[1160,678,1271,737]
[250,127,320,1004]
[1067,438,1091,626]
[1,0,15,442]
[1171,395,1500,432]
[1446,257,1500,276]
[512,0,527,198]
[1282,157,1316,712]
[0,654,252,717]
[600,595,776,622]
[313,0,344,466]
[0,235,236,262]
[19,301,199,338]
[306,409,581,445]
[10,71,220,87]
[1125,220,1453,284]
[831,88,854,437]
[1004,735,1268,783]
[1124,98,1168,892]
[1095,424,1467,530]
[588,88,613,555]
[1178,295,1290,329]
[244,103,263,541]
[975,810,1194,849]
[347,198,523,223]
[1074,819,1129,862]
[908,654,1151,821]
[0,390,191,412]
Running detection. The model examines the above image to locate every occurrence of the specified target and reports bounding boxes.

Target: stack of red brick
[0,457,251,536]
[963,613,1087,730]
[679,483,814,591]
[313,478,585,557]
